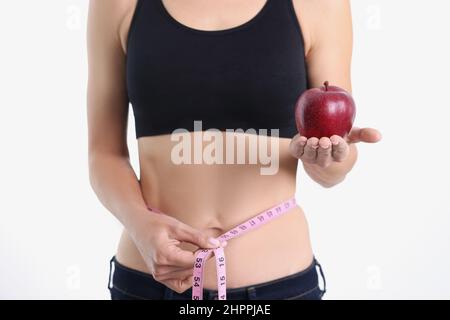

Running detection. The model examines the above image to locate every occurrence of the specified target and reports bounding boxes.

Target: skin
[87,0,381,294]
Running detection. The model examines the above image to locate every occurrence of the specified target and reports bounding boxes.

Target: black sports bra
[126,0,308,138]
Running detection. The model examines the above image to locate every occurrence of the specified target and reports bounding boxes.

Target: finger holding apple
[289,134,347,168]
[289,81,381,168]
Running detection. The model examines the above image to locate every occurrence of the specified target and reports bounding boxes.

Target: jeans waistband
[109,255,326,300]
[201,257,326,300]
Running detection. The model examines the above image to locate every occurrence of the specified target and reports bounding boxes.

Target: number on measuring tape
[195,258,202,268]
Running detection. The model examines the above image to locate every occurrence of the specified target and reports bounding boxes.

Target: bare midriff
[116,133,314,290]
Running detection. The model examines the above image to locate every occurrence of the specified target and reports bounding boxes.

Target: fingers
[155,221,228,271]
[163,275,194,294]
[148,219,231,295]
[289,134,307,158]
[346,126,361,143]
[360,128,382,143]
[302,137,319,163]
[163,245,197,268]
[153,265,193,282]
[293,135,350,164]
[330,135,349,162]
[347,127,382,143]
[174,223,224,249]
[316,137,332,168]
[150,247,195,293]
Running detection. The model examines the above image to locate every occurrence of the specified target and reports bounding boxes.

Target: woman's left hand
[289,127,382,168]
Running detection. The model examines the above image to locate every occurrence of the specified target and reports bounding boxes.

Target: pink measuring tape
[191,197,297,300]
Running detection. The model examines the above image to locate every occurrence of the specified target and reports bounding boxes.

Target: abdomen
[116,133,314,288]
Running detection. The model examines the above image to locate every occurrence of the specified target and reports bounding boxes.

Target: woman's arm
[291,0,381,188]
[87,0,150,235]
[87,0,222,293]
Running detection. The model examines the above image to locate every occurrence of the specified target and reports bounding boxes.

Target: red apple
[295,81,356,138]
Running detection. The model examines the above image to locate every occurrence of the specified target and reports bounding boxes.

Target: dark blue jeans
[108,256,326,300]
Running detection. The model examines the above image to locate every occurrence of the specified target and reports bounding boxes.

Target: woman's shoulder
[88,0,138,53]
[291,0,352,56]
[292,0,350,18]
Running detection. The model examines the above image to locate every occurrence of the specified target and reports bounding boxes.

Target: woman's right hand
[130,211,226,294]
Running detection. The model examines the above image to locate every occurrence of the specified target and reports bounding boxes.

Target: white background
[0,0,449,299]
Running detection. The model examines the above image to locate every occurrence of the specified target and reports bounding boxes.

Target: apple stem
[324,81,329,91]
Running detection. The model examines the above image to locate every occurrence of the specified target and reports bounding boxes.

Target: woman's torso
[116,0,314,290]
